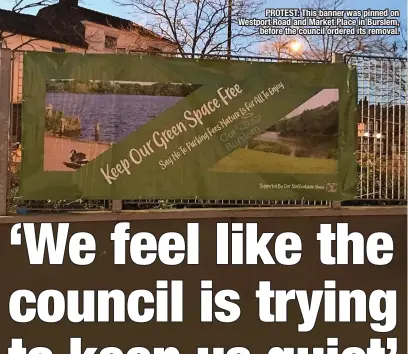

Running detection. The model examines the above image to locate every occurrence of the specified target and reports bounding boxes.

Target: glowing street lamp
[273,39,304,58]
[288,39,303,54]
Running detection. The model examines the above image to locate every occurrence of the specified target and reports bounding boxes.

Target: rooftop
[37,0,175,45]
[0,0,175,49]
[0,9,87,48]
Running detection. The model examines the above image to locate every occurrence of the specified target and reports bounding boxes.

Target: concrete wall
[0,206,406,224]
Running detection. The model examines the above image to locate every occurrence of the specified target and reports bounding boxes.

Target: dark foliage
[46,80,202,97]
[276,100,339,138]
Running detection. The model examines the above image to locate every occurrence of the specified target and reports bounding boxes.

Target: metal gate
[5,51,407,213]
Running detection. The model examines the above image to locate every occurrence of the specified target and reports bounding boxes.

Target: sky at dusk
[0,0,406,55]
[0,0,406,24]
[286,89,339,118]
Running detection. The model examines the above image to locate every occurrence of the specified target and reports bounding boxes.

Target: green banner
[20,52,357,200]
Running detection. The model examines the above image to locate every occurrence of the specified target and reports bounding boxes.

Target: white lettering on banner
[90,81,286,186]
[99,83,245,184]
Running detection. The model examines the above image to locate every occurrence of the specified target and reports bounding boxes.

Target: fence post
[330,52,343,210]
[0,49,12,216]
[111,199,122,213]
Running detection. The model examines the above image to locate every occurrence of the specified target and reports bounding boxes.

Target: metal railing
[5,50,407,213]
[345,54,407,202]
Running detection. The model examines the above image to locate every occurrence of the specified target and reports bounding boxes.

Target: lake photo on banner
[45,92,183,143]
[43,80,201,172]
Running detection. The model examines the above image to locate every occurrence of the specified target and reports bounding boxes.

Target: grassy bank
[211,148,337,174]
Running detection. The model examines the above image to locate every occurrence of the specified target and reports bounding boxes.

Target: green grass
[251,141,292,155]
[211,148,337,174]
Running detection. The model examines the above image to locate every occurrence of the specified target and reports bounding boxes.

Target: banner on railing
[20,52,357,200]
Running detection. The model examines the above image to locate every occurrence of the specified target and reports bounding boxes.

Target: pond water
[46,92,183,143]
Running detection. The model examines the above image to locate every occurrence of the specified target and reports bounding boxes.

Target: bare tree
[259,0,405,60]
[7,0,53,13]
[112,0,263,58]
[394,21,407,57]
